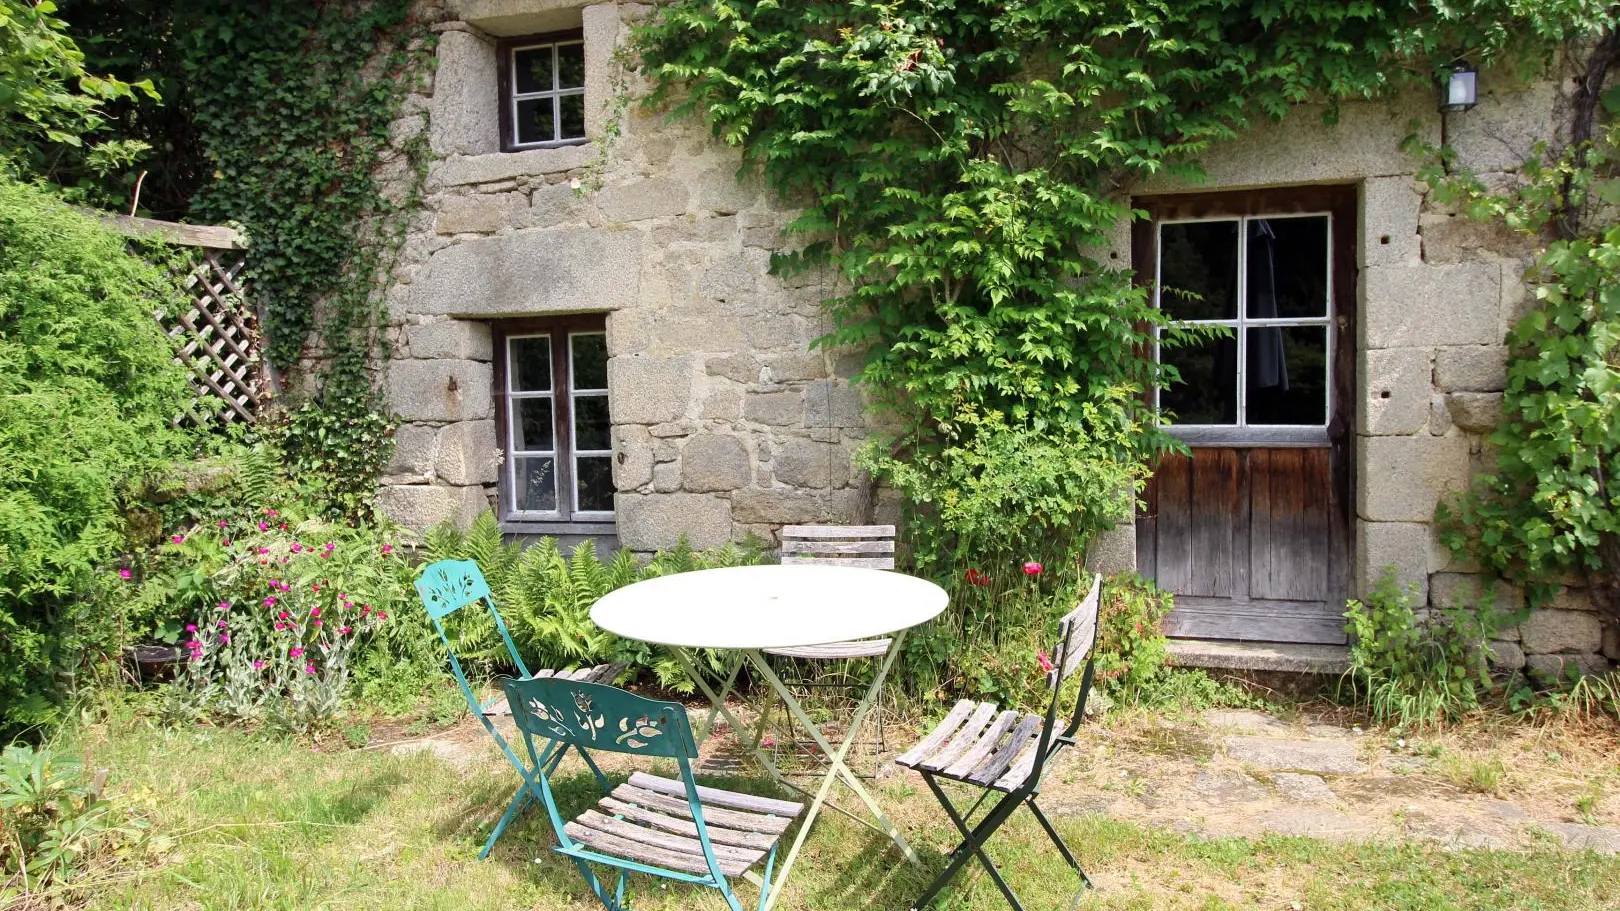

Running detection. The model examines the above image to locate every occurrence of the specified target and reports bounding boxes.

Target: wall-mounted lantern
[1440,61,1478,113]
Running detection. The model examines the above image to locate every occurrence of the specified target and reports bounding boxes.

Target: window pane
[1249,216,1328,319]
[1160,334,1238,425]
[515,398,555,451]
[559,93,586,140]
[510,336,552,391]
[1159,221,1239,321]
[557,42,585,89]
[571,333,607,388]
[574,394,610,451]
[515,97,556,145]
[516,457,557,512]
[1247,326,1328,425]
[514,46,554,94]
[577,456,614,512]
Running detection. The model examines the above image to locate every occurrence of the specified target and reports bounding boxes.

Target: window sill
[505,138,589,153]
[1165,426,1331,447]
[498,519,618,537]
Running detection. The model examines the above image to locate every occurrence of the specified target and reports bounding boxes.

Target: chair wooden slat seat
[897,703,1044,791]
[559,774,805,879]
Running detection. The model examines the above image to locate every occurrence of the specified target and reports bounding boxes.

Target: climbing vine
[635,2,1612,590]
[177,2,435,519]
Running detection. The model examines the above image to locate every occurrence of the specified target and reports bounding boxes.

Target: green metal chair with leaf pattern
[414,559,622,859]
[502,675,805,911]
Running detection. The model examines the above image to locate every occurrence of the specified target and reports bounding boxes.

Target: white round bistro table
[591,564,947,910]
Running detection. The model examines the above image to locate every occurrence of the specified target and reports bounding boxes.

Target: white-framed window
[497,319,613,526]
[1152,213,1334,430]
[501,32,587,150]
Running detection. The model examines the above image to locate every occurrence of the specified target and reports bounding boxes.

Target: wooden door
[1133,187,1356,645]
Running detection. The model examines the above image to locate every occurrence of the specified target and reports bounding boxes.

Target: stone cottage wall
[377,0,878,553]
[1109,69,1615,674]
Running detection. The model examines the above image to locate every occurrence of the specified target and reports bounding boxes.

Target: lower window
[494,317,614,530]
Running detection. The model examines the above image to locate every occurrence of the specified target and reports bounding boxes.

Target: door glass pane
[510,336,551,391]
[514,46,553,94]
[1160,334,1238,424]
[576,456,614,512]
[514,398,555,451]
[1159,221,1239,321]
[1249,216,1328,318]
[1247,326,1328,425]
[559,93,586,140]
[571,333,607,388]
[557,43,585,89]
[573,394,610,451]
[515,456,557,512]
[515,97,556,145]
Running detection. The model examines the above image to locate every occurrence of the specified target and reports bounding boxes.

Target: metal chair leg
[918,773,1026,911]
[1028,798,1092,887]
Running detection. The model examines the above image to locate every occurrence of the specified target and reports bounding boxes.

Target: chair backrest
[1049,571,1102,690]
[503,677,698,760]
[779,524,896,570]
[413,558,530,694]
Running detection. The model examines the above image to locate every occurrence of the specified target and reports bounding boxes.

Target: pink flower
[264,596,278,607]
[376,611,388,620]
[117,568,133,580]
[323,542,335,551]
[304,664,316,675]
[278,523,287,530]
[289,647,304,658]
[171,534,184,544]
[185,640,201,650]
[257,547,269,555]
[252,660,265,670]
[290,543,302,553]
[221,540,232,547]
[216,620,228,628]
[219,634,230,644]
[1037,650,1054,673]
[1022,561,1043,576]
[185,624,197,632]
[313,619,323,628]
[278,610,289,620]
[339,626,352,635]
[258,522,270,531]
[218,520,229,529]
[265,508,277,517]
[381,544,393,555]
[275,622,287,631]
[217,600,232,610]
[310,607,320,618]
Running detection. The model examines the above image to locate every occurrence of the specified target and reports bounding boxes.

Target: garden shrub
[1,742,146,900]
[126,509,415,736]
[0,178,197,735]
[1342,569,1506,728]
[1093,574,1175,698]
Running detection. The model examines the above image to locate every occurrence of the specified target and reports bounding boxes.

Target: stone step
[1167,638,1350,674]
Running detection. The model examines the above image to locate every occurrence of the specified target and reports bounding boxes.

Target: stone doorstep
[1167,638,1351,675]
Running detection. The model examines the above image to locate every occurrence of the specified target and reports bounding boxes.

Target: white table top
[590,564,948,650]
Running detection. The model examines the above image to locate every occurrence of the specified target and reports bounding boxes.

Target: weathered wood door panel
[1133,186,1356,645]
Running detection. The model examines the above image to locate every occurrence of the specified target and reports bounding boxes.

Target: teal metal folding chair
[414,559,622,859]
[502,675,805,911]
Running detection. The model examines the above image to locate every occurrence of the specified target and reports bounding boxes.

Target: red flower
[964,568,990,587]
[1022,561,1043,576]
[1037,650,1054,673]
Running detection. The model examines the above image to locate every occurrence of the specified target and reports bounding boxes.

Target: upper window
[496,318,613,527]
[500,32,586,151]
[1153,213,1332,428]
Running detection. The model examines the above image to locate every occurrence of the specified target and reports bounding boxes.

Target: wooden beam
[94,212,246,250]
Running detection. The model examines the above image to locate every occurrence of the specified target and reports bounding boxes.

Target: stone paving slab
[1273,772,1339,803]
[1543,822,1620,854]
[1224,735,1368,774]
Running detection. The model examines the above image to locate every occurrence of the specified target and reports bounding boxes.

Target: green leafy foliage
[423,511,769,691]
[1,742,145,899]
[634,1,1612,702]
[0,178,197,734]
[1342,570,1506,729]
[1418,118,1620,623]
[0,0,154,183]
[1093,573,1174,699]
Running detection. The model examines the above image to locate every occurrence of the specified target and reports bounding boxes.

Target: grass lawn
[60,701,1620,911]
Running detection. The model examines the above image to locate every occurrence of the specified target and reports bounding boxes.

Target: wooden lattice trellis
[103,215,273,424]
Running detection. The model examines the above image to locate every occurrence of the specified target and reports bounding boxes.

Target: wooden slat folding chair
[414,559,623,859]
[898,572,1102,911]
[729,525,897,764]
[503,676,805,911]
